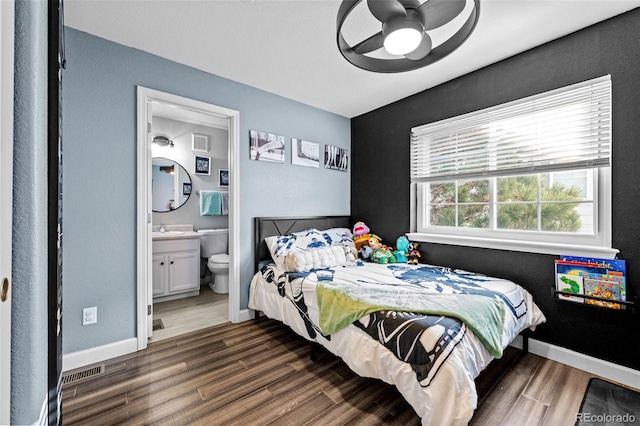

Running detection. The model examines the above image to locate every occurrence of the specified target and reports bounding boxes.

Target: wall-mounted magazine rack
[551,288,637,314]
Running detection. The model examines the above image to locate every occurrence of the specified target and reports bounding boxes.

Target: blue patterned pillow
[265,228,354,269]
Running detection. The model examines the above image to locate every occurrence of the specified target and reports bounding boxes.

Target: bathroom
[150,100,230,341]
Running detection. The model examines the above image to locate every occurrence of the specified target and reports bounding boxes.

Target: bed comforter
[249,261,545,425]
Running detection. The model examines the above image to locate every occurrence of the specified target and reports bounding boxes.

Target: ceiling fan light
[383,19,423,55]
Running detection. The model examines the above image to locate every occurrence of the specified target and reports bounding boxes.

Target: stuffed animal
[343,245,358,263]
[367,234,382,250]
[371,246,396,264]
[359,245,373,261]
[407,242,421,265]
[352,221,371,250]
[393,236,409,263]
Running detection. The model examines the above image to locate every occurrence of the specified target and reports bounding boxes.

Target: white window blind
[410,75,611,183]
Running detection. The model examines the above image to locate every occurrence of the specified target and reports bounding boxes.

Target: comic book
[555,256,626,309]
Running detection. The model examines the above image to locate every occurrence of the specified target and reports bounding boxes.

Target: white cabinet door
[168,251,199,294]
[151,254,168,297]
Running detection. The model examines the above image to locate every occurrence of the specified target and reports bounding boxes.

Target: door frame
[0,0,14,421]
[136,87,240,350]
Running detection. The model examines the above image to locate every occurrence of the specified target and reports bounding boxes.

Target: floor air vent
[62,364,104,385]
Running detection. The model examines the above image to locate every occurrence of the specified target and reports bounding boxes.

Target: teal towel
[200,190,222,216]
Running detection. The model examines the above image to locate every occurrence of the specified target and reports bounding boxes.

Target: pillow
[284,245,350,272]
[264,227,355,269]
[320,227,355,249]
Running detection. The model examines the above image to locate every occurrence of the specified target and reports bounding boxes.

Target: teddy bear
[393,235,409,263]
[407,241,421,265]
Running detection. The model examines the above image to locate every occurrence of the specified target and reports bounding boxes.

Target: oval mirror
[152,157,192,212]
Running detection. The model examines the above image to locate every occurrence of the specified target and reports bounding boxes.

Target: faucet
[159,224,166,233]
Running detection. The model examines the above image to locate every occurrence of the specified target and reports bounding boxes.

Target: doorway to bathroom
[136,87,240,349]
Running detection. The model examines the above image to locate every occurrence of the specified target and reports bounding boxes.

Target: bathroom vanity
[152,231,201,302]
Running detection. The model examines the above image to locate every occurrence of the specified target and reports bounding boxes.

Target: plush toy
[352,221,371,250]
[393,236,409,263]
[367,234,382,250]
[407,242,421,265]
[371,246,396,264]
[343,245,358,263]
[359,245,373,261]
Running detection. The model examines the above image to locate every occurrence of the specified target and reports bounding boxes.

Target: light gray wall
[12,0,49,423]
[151,118,229,231]
[62,28,350,354]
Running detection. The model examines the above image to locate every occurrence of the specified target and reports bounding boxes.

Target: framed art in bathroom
[194,155,211,175]
[218,169,229,187]
[192,133,209,152]
[183,182,192,196]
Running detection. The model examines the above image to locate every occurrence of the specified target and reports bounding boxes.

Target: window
[410,76,616,258]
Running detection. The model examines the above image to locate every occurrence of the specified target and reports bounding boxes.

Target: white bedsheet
[249,262,545,425]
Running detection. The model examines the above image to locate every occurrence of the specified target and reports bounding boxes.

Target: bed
[249,216,546,425]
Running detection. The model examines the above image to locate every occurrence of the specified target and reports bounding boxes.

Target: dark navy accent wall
[351,8,640,370]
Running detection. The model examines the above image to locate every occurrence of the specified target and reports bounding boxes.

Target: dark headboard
[254,216,351,272]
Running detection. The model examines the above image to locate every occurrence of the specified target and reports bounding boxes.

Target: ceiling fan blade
[417,0,466,31]
[367,0,407,23]
[404,32,432,60]
[352,32,385,54]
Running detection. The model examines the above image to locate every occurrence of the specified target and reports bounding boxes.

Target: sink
[152,231,185,235]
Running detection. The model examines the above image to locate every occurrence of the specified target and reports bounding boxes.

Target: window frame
[410,167,615,258]
[409,76,617,259]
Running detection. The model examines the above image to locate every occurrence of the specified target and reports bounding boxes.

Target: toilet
[198,228,229,294]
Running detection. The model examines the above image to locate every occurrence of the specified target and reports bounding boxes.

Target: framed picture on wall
[218,169,229,187]
[183,182,192,196]
[324,145,349,172]
[292,138,320,168]
[194,155,211,175]
[249,130,285,163]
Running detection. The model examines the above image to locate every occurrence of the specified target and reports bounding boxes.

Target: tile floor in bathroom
[149,285,229,342]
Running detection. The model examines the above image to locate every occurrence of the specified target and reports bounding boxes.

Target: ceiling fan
[337,0,480,73]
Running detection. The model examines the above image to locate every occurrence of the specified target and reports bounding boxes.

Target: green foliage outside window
[429,174,584,232]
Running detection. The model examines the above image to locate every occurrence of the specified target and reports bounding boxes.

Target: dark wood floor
[62,317,601,425]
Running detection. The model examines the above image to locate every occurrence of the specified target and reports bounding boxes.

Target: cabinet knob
[160,262,164,265]
[170,261,174,264]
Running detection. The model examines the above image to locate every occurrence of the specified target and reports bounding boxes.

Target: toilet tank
[198,228,229,258]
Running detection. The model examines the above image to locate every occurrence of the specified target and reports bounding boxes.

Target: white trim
[62,338,138,372]
[37,394,47,426]
[238,309,254,323]
[136,87,242,350]
[0,1,14,423]
[228,108,241,323]
[511,338,640,391]
[136,90,151,350]
[407,232,619,259]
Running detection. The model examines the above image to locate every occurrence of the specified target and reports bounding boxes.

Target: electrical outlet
[82,307,97,325]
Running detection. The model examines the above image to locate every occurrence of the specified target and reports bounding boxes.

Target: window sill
[406,232,619,259]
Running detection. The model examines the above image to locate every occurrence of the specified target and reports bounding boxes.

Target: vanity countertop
[152,230,200,241]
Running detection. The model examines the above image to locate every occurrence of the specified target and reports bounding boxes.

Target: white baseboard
[62,337,138,372]
[237,308,254,323]
[62,324,639,391]
[511,337,640,390]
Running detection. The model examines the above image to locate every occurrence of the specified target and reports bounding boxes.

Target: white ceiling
[64,0,640,118]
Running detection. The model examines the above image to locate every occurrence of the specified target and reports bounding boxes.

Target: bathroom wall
[151,117,229,231]
[62,28,350,354]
